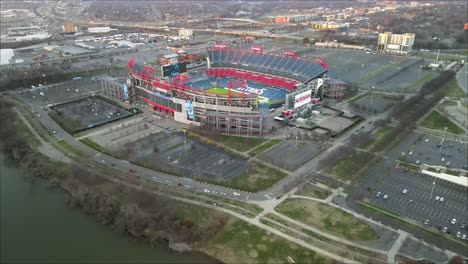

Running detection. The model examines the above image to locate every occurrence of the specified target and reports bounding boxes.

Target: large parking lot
[258,140,323,171]
[359,132,468,242]
[389,133,468,170]
[49,96,133,133]
[123,132,247,181]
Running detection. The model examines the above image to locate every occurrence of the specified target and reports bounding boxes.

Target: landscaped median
[275,198,378,242]
[357,202,468,249]
[326,150,377,183]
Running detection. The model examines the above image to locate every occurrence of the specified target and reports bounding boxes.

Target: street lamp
[92,94,98,115]
[42,74,46,85]
[429,170,439,200]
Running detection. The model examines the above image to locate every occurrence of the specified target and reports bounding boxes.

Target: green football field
[204,88,272,105]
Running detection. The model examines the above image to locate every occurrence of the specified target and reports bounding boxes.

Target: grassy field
[205,88,232,94]
[199,161,287,193]
[276,199,378,242]
[248,139,282,156]
[443,78,466,98]
[347,93,368,104]
[440,49,468,56]
[420,111,465,135]
[295,184,332,200]
[404,71,434,91]
[440,100,458,107]
[16,117,41,147]
[363,126,393,151]
[202,134,269,153]
[206,219,331,264]
[56,139,85,157]
[79,138,114,156]
[327,150,376,182]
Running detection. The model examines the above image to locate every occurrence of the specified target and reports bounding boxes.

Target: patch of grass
[404,71,434,91]
[56,139,85,157]
[188,131,268,153]
[445,170,460,176]
[209,219,330,264]
[49,110,83,134]
[198,161,287,193]
[420,111,465,135]
[276,198,378,242]
[443,78,466,98]
[248,139,282,156]
[16,118,41,147]
[440,49,468,56]
[347,93,367,104]
[327,150,375,182]
[441,100,458,107]
[295,184,332,200]
[80,138,113,156]
[363,126,393,151]
[212,135,269,152]
[357,64,394,84]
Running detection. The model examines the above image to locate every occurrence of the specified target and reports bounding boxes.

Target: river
[0,153,214,263]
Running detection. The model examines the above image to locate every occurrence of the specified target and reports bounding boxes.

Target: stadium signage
[251,45,263,53]
[294,90,312,108]
[236,87,267,95]
[214,43,228,49]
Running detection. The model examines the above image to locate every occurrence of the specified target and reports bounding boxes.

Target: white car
[457,231,462,238]
[383,194,388,200]
[440,197,445,202]
[203,189,210,193]
[233,192,240,196]
[435,196,440,201]
[416,160,420,164]
[425,139,429,142]
[451,218,457,225]
[462,234,467,240]
[402,189,408,194]
[409,151,413,155]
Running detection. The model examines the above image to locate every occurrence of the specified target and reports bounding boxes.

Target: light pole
[42,74,46,85]
[183,129,187,156]
[429,170,439,200]
[92,94,98,115]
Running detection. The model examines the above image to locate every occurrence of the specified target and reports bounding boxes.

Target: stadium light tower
[92,94,98,115]
[183,129,187,156]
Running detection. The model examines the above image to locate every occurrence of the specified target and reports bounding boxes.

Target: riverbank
[0,154,216,263]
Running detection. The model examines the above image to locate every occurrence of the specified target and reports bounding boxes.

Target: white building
[377,32,415,56]
[87,27,118,34]
[0,49,14,65]
[178,29,193,37]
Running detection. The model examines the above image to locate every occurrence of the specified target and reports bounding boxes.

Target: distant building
[274,16,289,24]
[0,49,14,65]
[178,29,193,37]
[87,27,117,34]
[62,23,77,34]
[377,32,415,56]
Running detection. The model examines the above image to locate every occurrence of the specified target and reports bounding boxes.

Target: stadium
[117,44,334,136]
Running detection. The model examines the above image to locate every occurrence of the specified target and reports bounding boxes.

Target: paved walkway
[14,107,71,164]
[387,230,408,263]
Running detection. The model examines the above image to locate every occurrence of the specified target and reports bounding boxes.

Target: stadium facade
[103,44,331,136]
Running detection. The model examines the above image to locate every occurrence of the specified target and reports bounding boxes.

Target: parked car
[383,194,388,200]
[129,169,135,173]
[203,189,210,193]
[442,226,448,232]
[376,191,382,197]
[402,189,408,194]
[424,219,430,225]
[451,218,457,225]
[233,192,240,196]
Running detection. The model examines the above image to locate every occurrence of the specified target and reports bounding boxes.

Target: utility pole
[183,129,187,156]
[436,49,440,61]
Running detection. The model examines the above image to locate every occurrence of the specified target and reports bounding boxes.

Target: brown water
[0,153,214,263]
